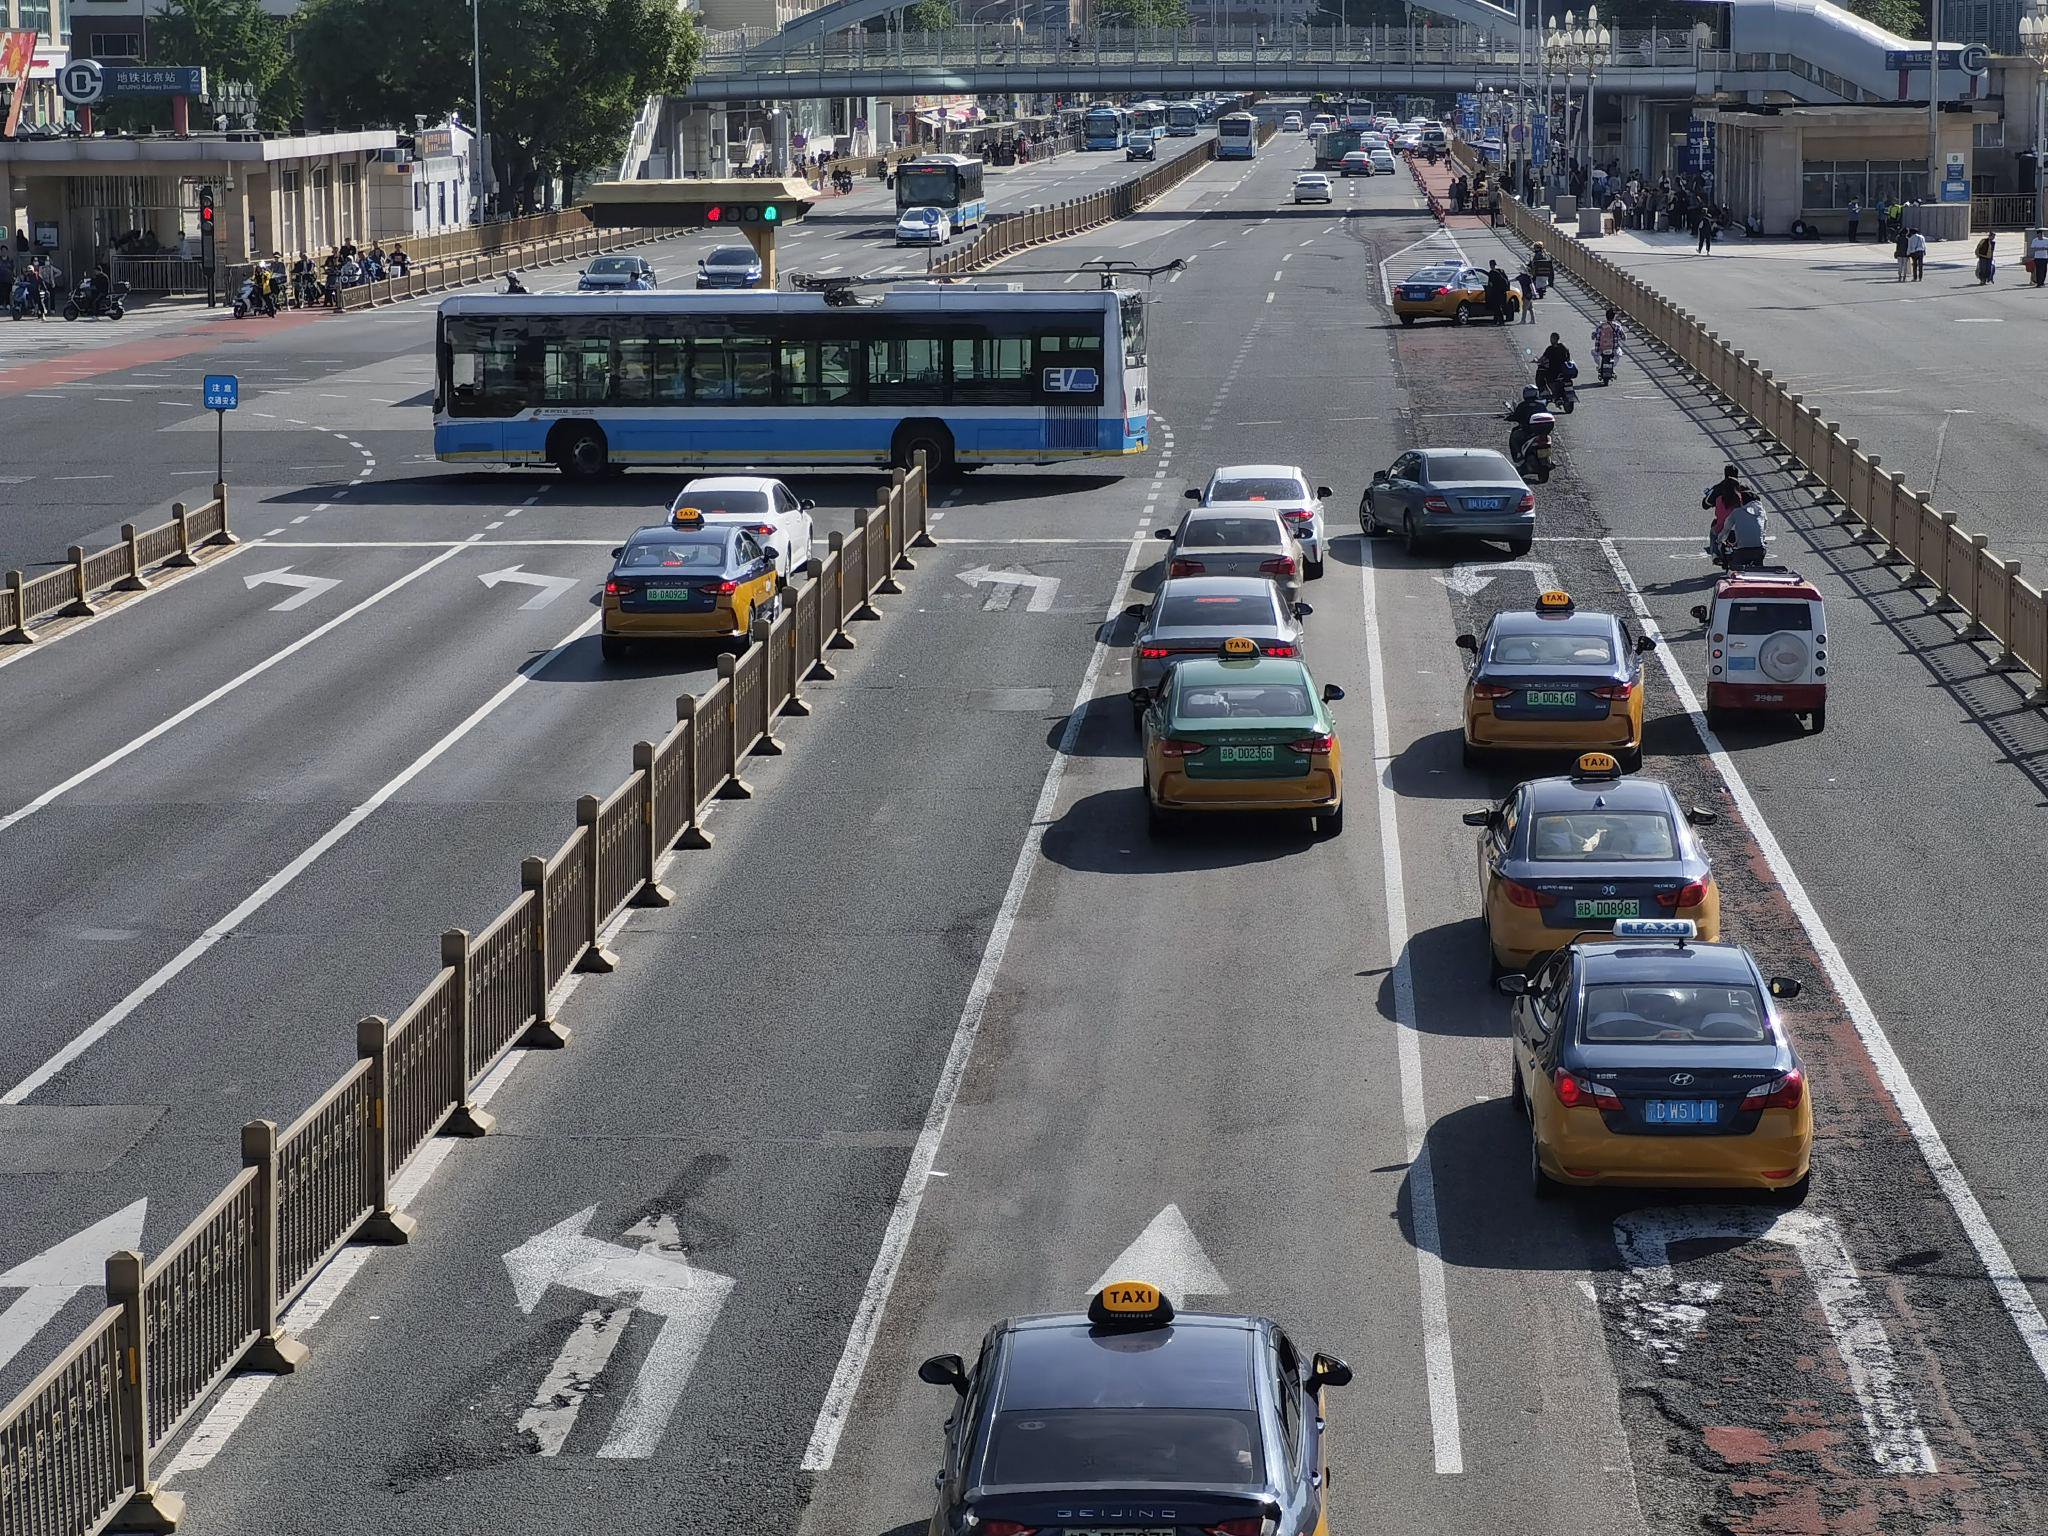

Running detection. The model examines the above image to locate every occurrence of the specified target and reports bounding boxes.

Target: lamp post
[2022,5,2048,222]
[471,0,487,223]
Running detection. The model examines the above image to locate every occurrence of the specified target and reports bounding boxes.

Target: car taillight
[1170,558,1205,577]
[1502,879,1557,908]
[1205,1522,1265,1536]
[1657,878,1710,910]
[1259,556,1297,577]
[1518,490,1536,511]
[1263,642,1296,657]
[1435,285,1453,295]
[1471,683,1513,700]
[1590,682,1635,701]
[1160,739,1209,757]
[748,523,776,536]
[604,580,621,595]
[1289,733,1336,753]
[1422,496,1451,513]
[1280,507,1313,522]
[1139,645,1170,659]
[1553,1069,1620,1110]
[1745,1068,1804,1111]
[700,579,738,595]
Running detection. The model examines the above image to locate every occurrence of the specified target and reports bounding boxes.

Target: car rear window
[1183,515,1282,548]
[1158,590,1280,626]
[1578,983,1768,1045]
[1724,601,1813,635]
[1489,632,1614,666]
[1425,452,1514,482]
[1528,811,1677,861]
[1212,476,1306,503]
[986,1408,1264,1486]
[1178,682,1313,719]
[679,489,771,516]
[621,540,725,569]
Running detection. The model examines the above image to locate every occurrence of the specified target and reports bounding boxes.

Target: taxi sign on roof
[1573,751,1622,780]
[1221,636,1259,657]
[669,505,705,528]
[1613,918,1697,940]
[1536,589,1574,613]
[1088,1280,1175,1329]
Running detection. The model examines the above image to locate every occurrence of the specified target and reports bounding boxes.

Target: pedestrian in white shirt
[2029,227,2048,288]
[1906,227,1927,282]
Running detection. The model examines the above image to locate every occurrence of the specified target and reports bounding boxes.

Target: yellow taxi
[1456,590,1657,770]
[1131,636,1347,837]
[1464,752,1721,975]
[1501,919,1813,1199]
[599,506,780,662]
[1391,262,1520,325]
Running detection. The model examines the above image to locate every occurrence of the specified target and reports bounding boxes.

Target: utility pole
[472,0,488,222]
[1927,0,1942,202]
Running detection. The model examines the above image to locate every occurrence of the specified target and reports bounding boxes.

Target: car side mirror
[799,498,816,510]
[1308,1353,1353,1392]
[1124,602,1149,619]
[1686,806,1717,826]
[1495,973,1529,995]
[1154,527,1175,539]
[1293,601,1313,618]
[1321,683,1345,702]
[1315,485,1333,499]
[1461,808,1497,828]
[1768,976,1802,999]
[918,1353,969,1396]
[1371,469,1389,484]
[609,547,623,558]
[761,549,777,564]
[1455,633,1477,652]
[1183,488,1201,501]
[1635,635,1657,654]
[1689,604,1710,623]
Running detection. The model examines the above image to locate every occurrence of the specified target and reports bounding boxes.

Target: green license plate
[645,589,694,602]
[1218,744,1276,764]
[1575,899,1640,919]
[1525,690,1577,707]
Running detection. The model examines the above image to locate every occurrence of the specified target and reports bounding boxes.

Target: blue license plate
[1727,656,1758,671]
[1645,1099,1719,1125]
[1465,497,1503,510]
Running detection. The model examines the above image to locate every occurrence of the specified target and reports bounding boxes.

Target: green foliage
[1098,0,1191,25]
[144,0,301,129]
[903,0,957,29]
[1838,0,1922,37]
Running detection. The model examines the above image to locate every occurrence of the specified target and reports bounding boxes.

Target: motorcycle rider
[252,260,278,316]
[1534,331,1573,396]
[1506,384,1549,462]
[1591,308,1622,380]
[1716,496,1768,568]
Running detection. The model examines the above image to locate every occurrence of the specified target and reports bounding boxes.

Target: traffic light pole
[745,225,776,290]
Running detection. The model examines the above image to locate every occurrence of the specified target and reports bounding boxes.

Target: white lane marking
[478,565,578,609]
[1089,1204,1229,1297]
[1598,537,2048,1391]
[519,1305,633,1455]
[800,513,1155,1476]
[0,607,601,1106]
[1612,1207,1935,1473]
[242,567,341,611]
[1378,227,1468,305]
[1360,535,1464,1476]
[0,1200,149,1373]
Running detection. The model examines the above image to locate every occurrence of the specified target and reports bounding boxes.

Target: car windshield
[1212,476,1306,503]
[1725,601,1813,634]
[679,489,772,516]
[1182,516,1281,548]
[1177,682,1313,719]
[1578,983,1769,1045]
[986,1408,1263,1486]
[588,258,635,274]
[901,207,941,222]
[1157,591,1279,626]
[1425,452,1514,483]
[620,540,725,569]
[706,248,755,267]
[1528,811,1678,861]
[1490,631,1615,666]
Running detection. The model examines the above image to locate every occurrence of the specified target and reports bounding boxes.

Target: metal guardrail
[1971,193,2039,231]
[2,486,233,645]
[335,224,684,312]
[1466,145,2048,705]
[0,461,934,1536]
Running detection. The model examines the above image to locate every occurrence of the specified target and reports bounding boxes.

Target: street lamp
[2021,4,2048,221]
[471,0,487,223]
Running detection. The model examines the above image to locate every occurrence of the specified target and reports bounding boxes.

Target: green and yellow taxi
[599,505,780,662]
[1132,637,1346,837]
[1464,752,1721,975]
[1456,590,1657,770]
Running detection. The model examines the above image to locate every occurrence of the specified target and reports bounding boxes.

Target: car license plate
[1645,1099,1719,1125]
[1524,690,1577,707]
[1403,287,1429,298]
[1726,655,1758,671]
[1219,744,1276,764]
[1065,1529,1175,1536]
[1574,899,1639,919]
[1465,497,1503,510]
[1752,692,1783,702]
[645,588,693,602]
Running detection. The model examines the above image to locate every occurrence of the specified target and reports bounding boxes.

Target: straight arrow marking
[478,565,578,611]
[243,566,341,611]
[0,1199,148,1374]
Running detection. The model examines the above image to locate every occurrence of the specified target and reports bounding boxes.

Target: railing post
[1988,558,2022,670]
[167,501,199,568]
[575,797,621,971]
[910,455,936,548]
[631,742,676,904]
[117,523,150,592]
[1,569,31,644]
[749,619,786,753]
[354,1016,419,1243]
[826,532,856,651]
[673,694,715,846]
[106,1249,184,1534]
[63,545,99,617]
[803,557,836,678]
[1954,534,1992,633]
[441,929,496,1132]
[850,507,883,621]
[208,481,238,546]
[1928,513,1962,611]
[518,858,571,1045]
[239,1119,310,1373]
[877,488,908,594]
[714,655,754,798]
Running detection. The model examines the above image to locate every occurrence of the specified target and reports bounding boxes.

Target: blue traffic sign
[203,374,239,411]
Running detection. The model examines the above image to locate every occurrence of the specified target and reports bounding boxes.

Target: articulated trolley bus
[434,287,1150,478]
[1165,100,1200,135]
[894,153,987,230]
[1215,111,1258,159]
[1084,105,1131,149]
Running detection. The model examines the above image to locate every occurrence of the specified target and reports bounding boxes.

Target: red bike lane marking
[0,307,329,398]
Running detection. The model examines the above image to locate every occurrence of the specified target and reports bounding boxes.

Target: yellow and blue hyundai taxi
[1501,919,1814,1199]
[1132,637,1346,837]
[599,505,780,662]
[1456,591,1657,771]
[917,1281,1353,1536]
[1464,752,1721,975]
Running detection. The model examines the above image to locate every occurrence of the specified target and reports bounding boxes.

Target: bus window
[688,337,774,405]
[779,340,857,405]
[616,337,689,404]
[543,334,611,406]
[866,336,944,401]
[1120,295,1146,367]
[948,336,1034,404]
[445,319,530,417]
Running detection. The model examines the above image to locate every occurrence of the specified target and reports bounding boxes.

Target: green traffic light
[763,204,779,222]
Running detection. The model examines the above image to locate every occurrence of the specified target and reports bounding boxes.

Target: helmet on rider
[1522,384,1541,401]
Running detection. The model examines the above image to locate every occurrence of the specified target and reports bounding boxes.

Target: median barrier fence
[336,224,683,312]
[2,484,233,645]
[1448,141,2048,702]
[0,461,934,1536]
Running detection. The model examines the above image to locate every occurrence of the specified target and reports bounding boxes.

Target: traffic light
[704,202,781,225]
[581,178,815,231]
[198,185,215,242]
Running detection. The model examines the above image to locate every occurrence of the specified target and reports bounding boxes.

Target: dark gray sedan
[696,244,764,289]
[1361,447,1535,556]
[1125,574,1313,718]
[1155,505,1303,604]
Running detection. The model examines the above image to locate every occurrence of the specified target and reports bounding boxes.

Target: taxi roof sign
[1613,918,1698,941]
[669,505,706,528]
[1536,589,1575,614]
[1088,1280,1176,1330]
[1221,636,1259,657]
[1572,751,1622,781]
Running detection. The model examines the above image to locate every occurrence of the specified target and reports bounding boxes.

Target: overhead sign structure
[582,178,819,291]
[60,61,207,105]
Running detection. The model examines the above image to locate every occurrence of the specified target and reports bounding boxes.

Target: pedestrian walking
[1484,260,1511,324]
[1515,267,1536,322]
[1975,231,1996,284]
[1846,199,1861,241]
[1488,188,1502,228]
[2030,227,2048,287]
[1907,227,1926,281]
[1695,208,1716,254]
[1893,226,1910,281]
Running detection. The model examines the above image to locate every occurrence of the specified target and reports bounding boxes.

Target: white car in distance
[669,476,818,581]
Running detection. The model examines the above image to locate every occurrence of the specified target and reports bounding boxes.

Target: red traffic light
[707,205,722,221]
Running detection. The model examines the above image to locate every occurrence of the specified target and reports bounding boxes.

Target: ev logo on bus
[1042,366,1099,394]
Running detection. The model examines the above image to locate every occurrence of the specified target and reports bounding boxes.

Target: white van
[1690,569,1828,732]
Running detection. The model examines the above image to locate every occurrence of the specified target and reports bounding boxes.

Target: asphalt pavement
[7,134,2048,1536]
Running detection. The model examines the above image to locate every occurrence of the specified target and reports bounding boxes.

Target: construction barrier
[1448,140,2048,703]
[0,462,934,1536]
[2,485,234,645]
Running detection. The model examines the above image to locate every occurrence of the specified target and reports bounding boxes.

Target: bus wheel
[892,422,955,480]
[551,424,609,481]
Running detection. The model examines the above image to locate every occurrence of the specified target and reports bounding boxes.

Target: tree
[115,0,300,131]
[1838,0,1922,37]
[903,0,957,28]
[1097,0,1189,25]
[294,0,700,211]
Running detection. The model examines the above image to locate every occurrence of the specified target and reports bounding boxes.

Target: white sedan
[1189,462,1334,580]
[1369,146,1399,174]
[1292,172,1334,203]
[894,206,952,245]
[668,476,817,581]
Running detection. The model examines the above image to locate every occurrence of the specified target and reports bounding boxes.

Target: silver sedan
[1124,574,1314,719]
[1361,447,1535,557]
[1154,506,1304,604]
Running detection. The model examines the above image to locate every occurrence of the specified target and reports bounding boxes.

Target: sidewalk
[1408,152,1490,232]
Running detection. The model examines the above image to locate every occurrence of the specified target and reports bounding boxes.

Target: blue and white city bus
[1215,111,1258,159]
[1129,100,1168,132]
[893,153,987,230]
[434,286,1150,479]
[1165,100,1200,135]
[1084,105,1131,149]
